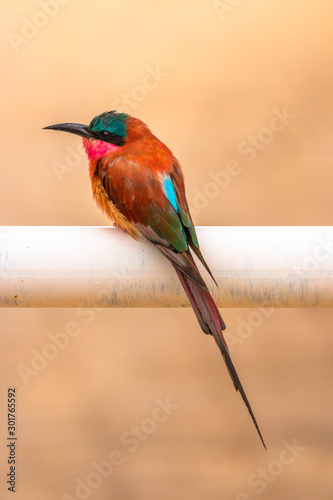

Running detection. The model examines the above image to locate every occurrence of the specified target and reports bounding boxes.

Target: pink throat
[82,138,121,160]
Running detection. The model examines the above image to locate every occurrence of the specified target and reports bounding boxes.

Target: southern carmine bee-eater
[44,110,265,448]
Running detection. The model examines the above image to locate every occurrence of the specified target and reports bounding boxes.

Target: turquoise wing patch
[162,176,179,213]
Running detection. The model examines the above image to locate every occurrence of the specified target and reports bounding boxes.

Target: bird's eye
[97,130,113,140]
[93,129,125,146]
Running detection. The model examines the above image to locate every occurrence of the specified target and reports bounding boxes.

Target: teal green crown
[89,110,129,138]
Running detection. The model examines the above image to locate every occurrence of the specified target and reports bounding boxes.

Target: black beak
[43,122,95,139]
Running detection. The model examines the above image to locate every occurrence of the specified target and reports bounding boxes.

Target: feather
[86,114,265,448]
[174,262,266,449]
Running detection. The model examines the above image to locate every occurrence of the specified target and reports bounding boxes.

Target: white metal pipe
[0,226,332,308]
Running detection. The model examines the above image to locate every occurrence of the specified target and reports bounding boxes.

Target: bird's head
[44,110,129,160]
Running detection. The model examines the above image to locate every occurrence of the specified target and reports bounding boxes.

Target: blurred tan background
[1,1,333,499]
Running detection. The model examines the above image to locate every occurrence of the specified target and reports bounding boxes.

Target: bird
[44,110,266,448]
